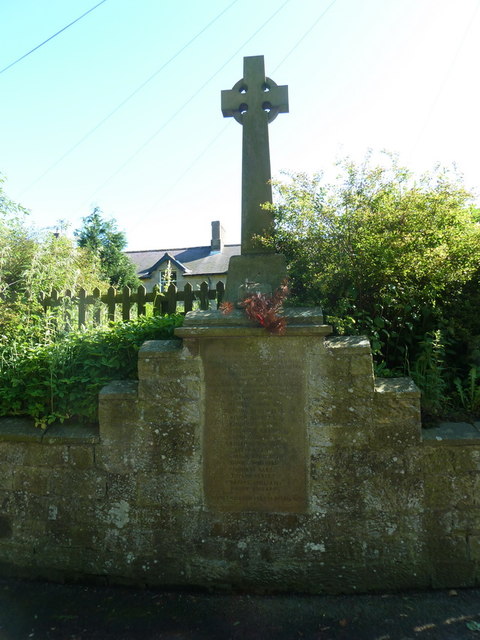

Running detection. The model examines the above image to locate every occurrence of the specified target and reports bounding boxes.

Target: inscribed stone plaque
[203,337,307,513]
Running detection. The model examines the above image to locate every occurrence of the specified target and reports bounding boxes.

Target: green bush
[268,154,480,419]
[0,314,183,428]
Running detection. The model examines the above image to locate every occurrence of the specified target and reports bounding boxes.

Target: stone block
[224,253,287,302]
[13,467,50,495]
[1,491,48,521]
[422,422,480,442]
[138,339,182,358]
[350,354,374,377]
[0,515,12,539]
[12,518,46,544]
[136,470,201,508]
[357,560,431,592]
[138,376,201,403]
[373,378,422,445]
[309,423,370,448]
[431,561,475,588]
[23,443,70,467]
[424,470,480,511]
[450,508,480,534]
[0,417,43,442]
[97,381,144,474]
[46,520,99,548]
[105,473,138,503]
[67,446,95,469]
[44,494,97,525]
[137,422,198,472]
[0,464,14,490]
[468,535,480,561]
[141,393,200,426]
[0,543,36,568]
[0,442,28,465]
[137,340,198,385]
[325,335,372,356]
[42,422,99,444]
[47,470,107,500]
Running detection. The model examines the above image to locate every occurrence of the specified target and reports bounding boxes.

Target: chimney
[210,221,225,253]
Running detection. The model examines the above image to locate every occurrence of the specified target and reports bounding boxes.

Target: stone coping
[99,379,139,397]
[374,378,420,395]
[181,307,325,325]
[0,417,99,444]
[176,325,333,338]
[422,421,480,445]
[1,415,479,446]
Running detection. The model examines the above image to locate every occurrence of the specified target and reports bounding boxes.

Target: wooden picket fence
[39,281,225,329]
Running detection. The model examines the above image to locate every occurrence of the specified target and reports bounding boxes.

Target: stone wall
[1,326,480,593]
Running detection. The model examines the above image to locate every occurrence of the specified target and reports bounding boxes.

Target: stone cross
[221,55,288,254]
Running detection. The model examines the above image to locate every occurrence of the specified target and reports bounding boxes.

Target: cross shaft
[221,55,288,254]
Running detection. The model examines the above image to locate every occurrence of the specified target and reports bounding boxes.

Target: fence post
[137,285,146,317]
[92,288,101,325]
[78,288,87,328]
[199,281,209,310]
[64,289,72,330]
[184,283,194,313]
[122,286,131,322]
[163,283,175,314]
[106,287,116,322]
[216,281,225,308]
[37,284,221,326]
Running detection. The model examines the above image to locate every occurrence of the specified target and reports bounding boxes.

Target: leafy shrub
[267,154,480,418]
[0,314,183,428]
[454,366,480,415]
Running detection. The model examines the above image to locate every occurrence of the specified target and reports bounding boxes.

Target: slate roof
[125,244,240,279]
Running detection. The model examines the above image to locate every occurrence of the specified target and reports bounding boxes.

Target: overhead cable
[89,0,292,198]
[21,0,241,195]
[273,0,337,73]
[143,123,230,217]
[144,0,338,217]
[0,0,108,75]
[408,0,480,158]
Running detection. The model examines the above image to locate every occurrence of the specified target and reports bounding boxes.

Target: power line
[408,0,480,159]
[273,0,337,73]
[20,0,241,195]
[143,0,337,218]
[89,0,292,199]
[0,0,108,76]
[144,123,230,216]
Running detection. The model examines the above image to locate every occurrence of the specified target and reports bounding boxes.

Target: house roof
[126,244,241,279]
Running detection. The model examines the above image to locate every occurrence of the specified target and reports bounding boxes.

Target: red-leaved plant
[220,280,289,335]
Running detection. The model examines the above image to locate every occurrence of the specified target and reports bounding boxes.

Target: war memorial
[1,57,480,594]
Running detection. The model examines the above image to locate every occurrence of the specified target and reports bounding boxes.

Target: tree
[267,154,480,416]
[74,208,139,288]
[0,175,109,340]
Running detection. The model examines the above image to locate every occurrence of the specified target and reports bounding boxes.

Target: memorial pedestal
[176,309,330,513]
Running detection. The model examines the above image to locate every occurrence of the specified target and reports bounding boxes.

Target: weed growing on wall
[0,314,183,428]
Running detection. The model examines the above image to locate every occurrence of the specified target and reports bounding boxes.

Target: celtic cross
[221,55,288,254]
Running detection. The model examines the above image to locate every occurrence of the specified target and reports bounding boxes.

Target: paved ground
[2,578,480,640]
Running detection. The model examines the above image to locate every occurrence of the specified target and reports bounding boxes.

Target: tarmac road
[2,577,480,640]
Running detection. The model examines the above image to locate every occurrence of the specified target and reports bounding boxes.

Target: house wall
[1,331,480,593]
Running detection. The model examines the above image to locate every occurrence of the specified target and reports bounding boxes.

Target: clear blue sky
[1,0,479,250]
